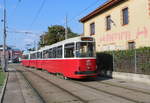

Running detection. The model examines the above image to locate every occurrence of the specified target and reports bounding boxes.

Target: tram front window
[64,43,75,58]
[76,42,95,57]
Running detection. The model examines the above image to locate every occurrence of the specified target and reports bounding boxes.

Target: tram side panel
[29,60,37,68]
[42,59,96,79]
[41,59,77,75]
[21,60,25,66]
[59,59,79,78]
[22,60,30,67]
[36,60,43,69]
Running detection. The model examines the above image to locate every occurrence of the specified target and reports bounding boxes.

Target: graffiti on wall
[136,27,148,39]
[149,0,150,16]
[100,26,149,43]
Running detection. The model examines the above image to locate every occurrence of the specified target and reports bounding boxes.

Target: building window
[128,41,135,50]
[122,8,129,25]
[90,23,95,35]
[106,15,111,30]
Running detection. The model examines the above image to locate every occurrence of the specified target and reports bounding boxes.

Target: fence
[97,47,150,76]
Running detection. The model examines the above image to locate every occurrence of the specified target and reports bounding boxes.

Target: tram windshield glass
[76,42,95,57]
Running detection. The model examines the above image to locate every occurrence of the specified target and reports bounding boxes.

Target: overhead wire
[10,0,21,18]
[29,0,46,28]
[6,0,22,47]
[7,0,22,38]
[61,0,108,26]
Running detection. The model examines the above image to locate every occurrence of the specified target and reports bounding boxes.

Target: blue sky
[0,0,107,50]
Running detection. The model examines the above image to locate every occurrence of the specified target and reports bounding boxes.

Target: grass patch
[0,67,6,86]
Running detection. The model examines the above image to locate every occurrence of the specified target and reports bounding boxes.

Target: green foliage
[139,63,150,75]
[0,67,5,86]
[39,25,78,47]
[97,47,150,75]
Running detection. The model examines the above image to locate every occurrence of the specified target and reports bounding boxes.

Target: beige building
[80,0,150,52]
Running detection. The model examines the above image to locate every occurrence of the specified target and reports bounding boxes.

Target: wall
[83,0,150,52]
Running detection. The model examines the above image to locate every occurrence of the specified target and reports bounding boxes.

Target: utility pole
[65,15,68,40]
[2,0,7,72]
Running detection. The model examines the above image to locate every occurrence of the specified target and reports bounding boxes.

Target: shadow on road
[71,76,112,82]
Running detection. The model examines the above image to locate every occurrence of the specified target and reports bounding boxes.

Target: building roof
[0,45,16,50]
[80,0,127,23]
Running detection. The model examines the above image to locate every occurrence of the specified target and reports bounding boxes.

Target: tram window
[64,43,74,58]
[23,55,25,59]
[30,54,32,59]
[37,52,39,58]
[33,53,36,59]
[37,52,40,59]
[23,55,28,59]
[51,47,56,58]
[43,51,46,58]
[30,54,33,59]
[30,53,36,59]
[48,49,53,58]
[76,42,95,57]
[40,52,43,59]
[43,50,49,58]
[56,46,62,58]
[37,52,42,59]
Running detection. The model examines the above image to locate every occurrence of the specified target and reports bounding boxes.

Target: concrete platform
[2,68,43,103]
[112,72,150,85]
[0,72,8,103]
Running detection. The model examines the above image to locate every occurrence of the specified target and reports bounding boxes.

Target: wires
[10,0,21,18]
[29,0,46,28]
[7,0,22,16]
[64,0,106,25]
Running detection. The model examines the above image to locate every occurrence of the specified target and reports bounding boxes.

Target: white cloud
[24,38,34,44]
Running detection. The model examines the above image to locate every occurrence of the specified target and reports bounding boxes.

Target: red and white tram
[22,36,97,79]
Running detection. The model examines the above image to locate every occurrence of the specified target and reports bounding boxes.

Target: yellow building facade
[80,0,150,52]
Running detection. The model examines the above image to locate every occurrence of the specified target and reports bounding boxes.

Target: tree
[39,25,78,47]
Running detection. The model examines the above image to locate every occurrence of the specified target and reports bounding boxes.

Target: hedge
[96,47,150,76]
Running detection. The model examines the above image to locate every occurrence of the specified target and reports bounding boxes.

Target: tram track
[22,67,88,103]
[96,80,150,95]
[69,80,150,103]
[17,64,150,103]
[18,69,46,103]
[70,80,139,103]
[26,67,145,103]
[24,67,135,103]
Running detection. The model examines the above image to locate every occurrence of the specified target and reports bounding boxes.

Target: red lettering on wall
[149,0,150,16]
[136,27,148,39]
[100,31,131,43]
[100,26,149,43]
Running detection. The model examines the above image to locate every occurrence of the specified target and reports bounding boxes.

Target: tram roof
[24,36,94,54]
[40,36,94,51]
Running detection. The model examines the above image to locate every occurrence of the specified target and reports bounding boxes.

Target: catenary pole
[2,0,7,72]
[65,15,68,40]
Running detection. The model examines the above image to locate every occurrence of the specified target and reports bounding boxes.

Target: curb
[0,72,9,103]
